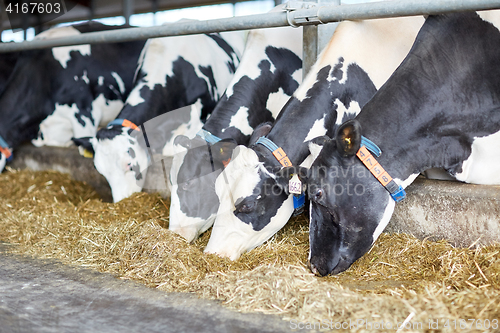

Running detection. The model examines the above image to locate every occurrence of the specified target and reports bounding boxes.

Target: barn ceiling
[1,0,266,32]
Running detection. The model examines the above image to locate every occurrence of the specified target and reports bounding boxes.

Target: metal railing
[0,0,499,53]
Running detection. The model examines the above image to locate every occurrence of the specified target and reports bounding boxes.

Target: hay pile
[0,168,499,332]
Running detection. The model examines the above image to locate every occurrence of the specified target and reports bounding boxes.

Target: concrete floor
[0,243,301,333]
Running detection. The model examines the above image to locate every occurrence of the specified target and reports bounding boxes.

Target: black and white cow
[169,26,302,242]
[299,11,500,276]
[204,16,425,260]
[0,48,19,93]
[74,32,244,203]
[0,22,145,171]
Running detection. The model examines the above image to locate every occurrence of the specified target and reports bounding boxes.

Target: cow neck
[262,93,337,167]
[355,13,500,185]
[202,47,301,147]
[115,102,157,129]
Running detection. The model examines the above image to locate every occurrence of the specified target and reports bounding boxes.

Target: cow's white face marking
[226,106,253,136]
[455,129,500,184]
[169,136,219,241]
[36,26,91,69]
[169,170,220,242]
[206,146,261,257]
[93,130,148,203]
[205,145,295,260]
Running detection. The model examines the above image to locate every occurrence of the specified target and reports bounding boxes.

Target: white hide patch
[371,197,395,245]
[98,76,104,86]
[394,173,419,190]
[294,16,424,102]
[125,83,146,106]
[265,87,291,119]
[161,101,204,156]
[304,115,327,142]
[37,26,91,69]
[125,33,243,107]
[226,106,253,136]
[32,103,81,147]
[111,72,126,95]
[224,27,302,98]
[334,99,361,125]
[81,70,89,84]
[455,129,500,184]
[92,94,124,127]
[0,154,6,173]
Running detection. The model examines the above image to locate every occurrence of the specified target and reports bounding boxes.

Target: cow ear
[249,122,272,146]
[173,135,191,150]
[211,139,238,168]
[335,120,361,157]
[72,137,95,157]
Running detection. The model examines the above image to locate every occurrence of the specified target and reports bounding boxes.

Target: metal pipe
[0,0,499,52]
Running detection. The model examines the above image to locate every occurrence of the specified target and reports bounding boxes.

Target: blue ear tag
[293,193,305,216]
[391,185,406,202]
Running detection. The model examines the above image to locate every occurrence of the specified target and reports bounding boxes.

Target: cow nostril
[308,257,330,276]
[308,260,322,277]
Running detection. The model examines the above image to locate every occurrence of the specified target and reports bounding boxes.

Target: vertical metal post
[303,0,340,76]
[0,1,7,41]
[89,0,96,20]
[123,0,134,26]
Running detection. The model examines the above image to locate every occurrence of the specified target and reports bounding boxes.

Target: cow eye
[313,188,324,201]
[236,200,256,214]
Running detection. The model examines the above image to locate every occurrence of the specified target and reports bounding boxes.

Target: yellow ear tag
[220,148,224,154]
[345,137,351,145]
[83,149,94,158]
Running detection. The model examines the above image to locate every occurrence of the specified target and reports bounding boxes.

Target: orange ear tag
[273,147,292,167]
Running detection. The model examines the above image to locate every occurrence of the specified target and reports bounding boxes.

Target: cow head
[169,135,237,242]
[73,125,148,202]
[299,120,395,276]
[205,144,294,260]
[169,123,271,242]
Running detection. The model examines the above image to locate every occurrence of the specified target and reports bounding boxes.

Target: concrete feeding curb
[387,177,500,247]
